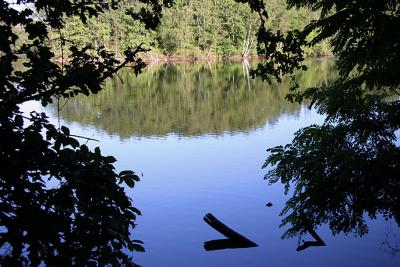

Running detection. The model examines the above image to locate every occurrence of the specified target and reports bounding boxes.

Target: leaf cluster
[0,0,169,265]
[259,0,400,240]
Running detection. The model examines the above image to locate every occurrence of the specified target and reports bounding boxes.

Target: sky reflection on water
[31,60,400,266]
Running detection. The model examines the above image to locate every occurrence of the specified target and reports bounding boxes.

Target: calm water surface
[38,60,400,266]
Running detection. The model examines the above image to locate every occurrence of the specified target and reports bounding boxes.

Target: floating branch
[203,213,258,251]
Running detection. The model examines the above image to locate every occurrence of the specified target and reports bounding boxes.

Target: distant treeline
[50,0,331,58]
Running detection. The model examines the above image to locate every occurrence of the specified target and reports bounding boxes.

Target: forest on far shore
[46,0,331,59]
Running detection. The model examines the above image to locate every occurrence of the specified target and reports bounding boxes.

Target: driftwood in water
[203,213,258,251]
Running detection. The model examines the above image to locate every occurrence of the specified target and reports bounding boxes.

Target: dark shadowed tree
[0,0,171,265]
[239,0,400,244]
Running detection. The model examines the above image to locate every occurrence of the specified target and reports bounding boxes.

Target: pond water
[38,60,399,266]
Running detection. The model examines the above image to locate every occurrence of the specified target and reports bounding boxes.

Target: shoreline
[141,54,337,63]
[52,53,337,64]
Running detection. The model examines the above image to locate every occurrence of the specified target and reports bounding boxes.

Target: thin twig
[70,134,99,142]
[57,96,61,131]
[59,98,70,111]
[115,72,124,84]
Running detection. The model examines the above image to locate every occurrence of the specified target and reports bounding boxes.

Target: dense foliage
[3,0,398,263]
[54,0,331,58]
[253,0,400,243]
[0,0,172,265]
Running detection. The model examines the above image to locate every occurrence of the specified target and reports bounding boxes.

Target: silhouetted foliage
[235,0,308,83]
[0,0,171,265]
[248,0,400,241]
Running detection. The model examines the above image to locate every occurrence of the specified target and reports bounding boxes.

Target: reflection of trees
[57,60,336,138]
[265,94,400,240]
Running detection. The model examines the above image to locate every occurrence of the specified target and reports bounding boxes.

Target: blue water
[24,60,400,266]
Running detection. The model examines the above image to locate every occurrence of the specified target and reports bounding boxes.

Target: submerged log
[203,213,258,251]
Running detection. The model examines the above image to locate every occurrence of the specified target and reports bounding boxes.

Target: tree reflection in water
[54,60,337,138]
[55,60,381,253]
[265,85,400,252]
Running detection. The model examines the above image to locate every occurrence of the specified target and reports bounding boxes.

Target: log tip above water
[203,213,258,251]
